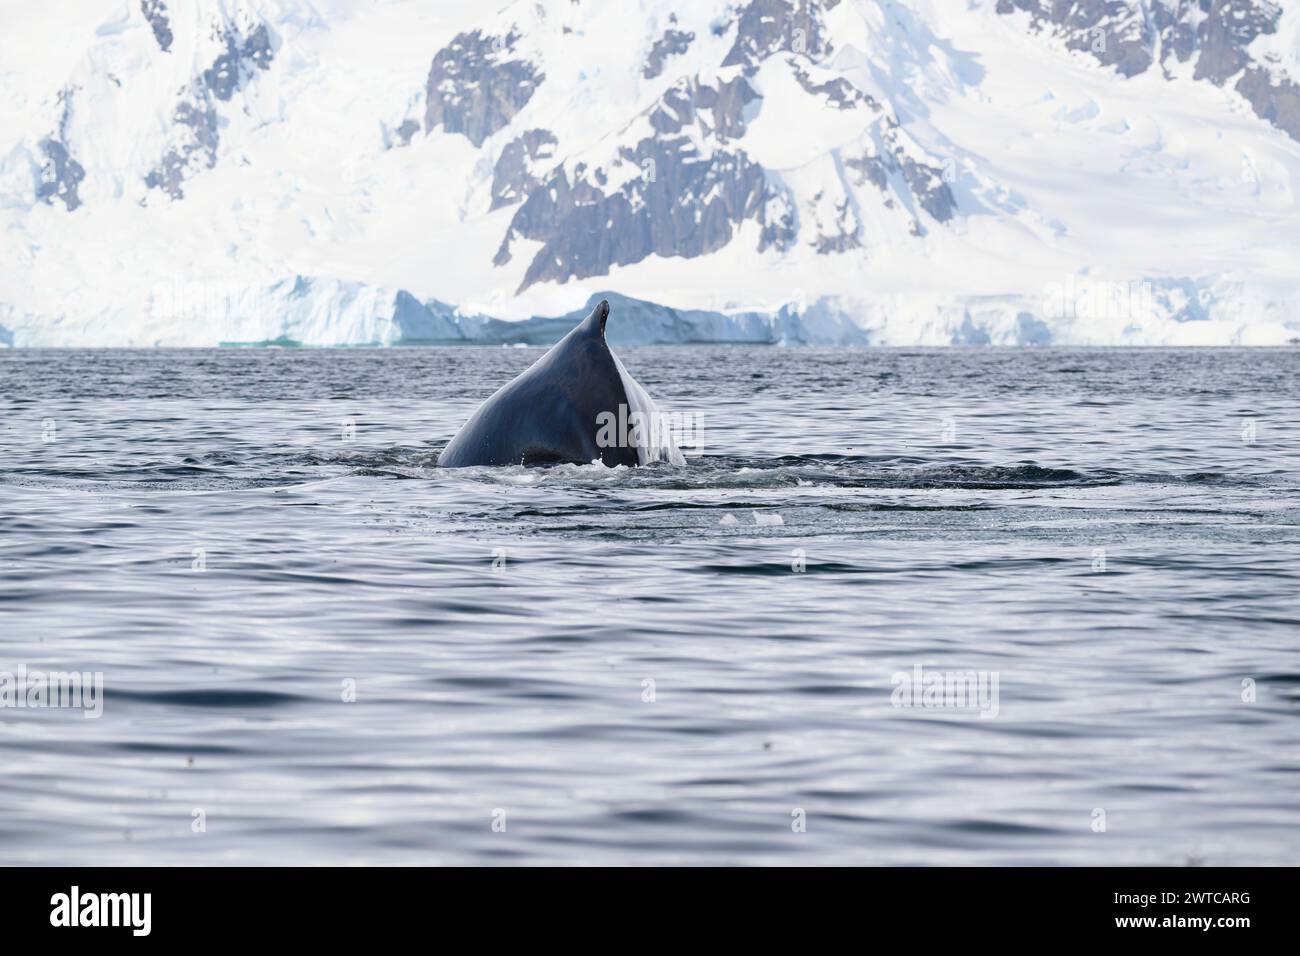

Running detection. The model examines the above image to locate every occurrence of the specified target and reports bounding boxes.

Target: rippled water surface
[1,346,1297,865]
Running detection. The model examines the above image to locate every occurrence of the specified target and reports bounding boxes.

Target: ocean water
[0,346,1297,865]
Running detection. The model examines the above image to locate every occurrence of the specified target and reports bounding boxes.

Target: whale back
[438,300,641,468]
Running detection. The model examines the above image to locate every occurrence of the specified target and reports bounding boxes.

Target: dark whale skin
[437,300,640,468]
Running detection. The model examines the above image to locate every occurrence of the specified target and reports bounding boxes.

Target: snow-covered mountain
[1,0,1298,346]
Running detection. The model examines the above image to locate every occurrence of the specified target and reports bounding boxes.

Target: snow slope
[0,0,1297,346]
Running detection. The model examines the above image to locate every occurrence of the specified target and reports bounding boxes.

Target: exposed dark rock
[141,0,173,53]
[36,90,85,212]
[494,77,792,291]
[810,194,861,253]
[423,30,543,147]
[791,53,954,238]
[145,97,219,200]
[644,27,694,79]
[147,21,276,199]
[995,0,1154,77]
[722,0,836,73]
[845,130,956,224]
[1196,1,1300,140]
[1235,67,1300,142]
[243,24,274,72]
[390,119,420,148]
[202,22,275,101]
[648,74,758,140]
[897,150,956,223]
[497,143,779,290]
[1193,0,1275,84]
[1151,0,1201,70]
[203,37,241,100]
[37,139,85,211]
[845,153,891,192]
[998,1,1300,141]
[490,129,557,210]
[790,60,872,110]
[760,191,799,252]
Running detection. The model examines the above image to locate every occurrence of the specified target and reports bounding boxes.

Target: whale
[437,300,685,468]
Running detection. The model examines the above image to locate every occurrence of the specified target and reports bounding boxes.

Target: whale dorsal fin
[577,299,610,340]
